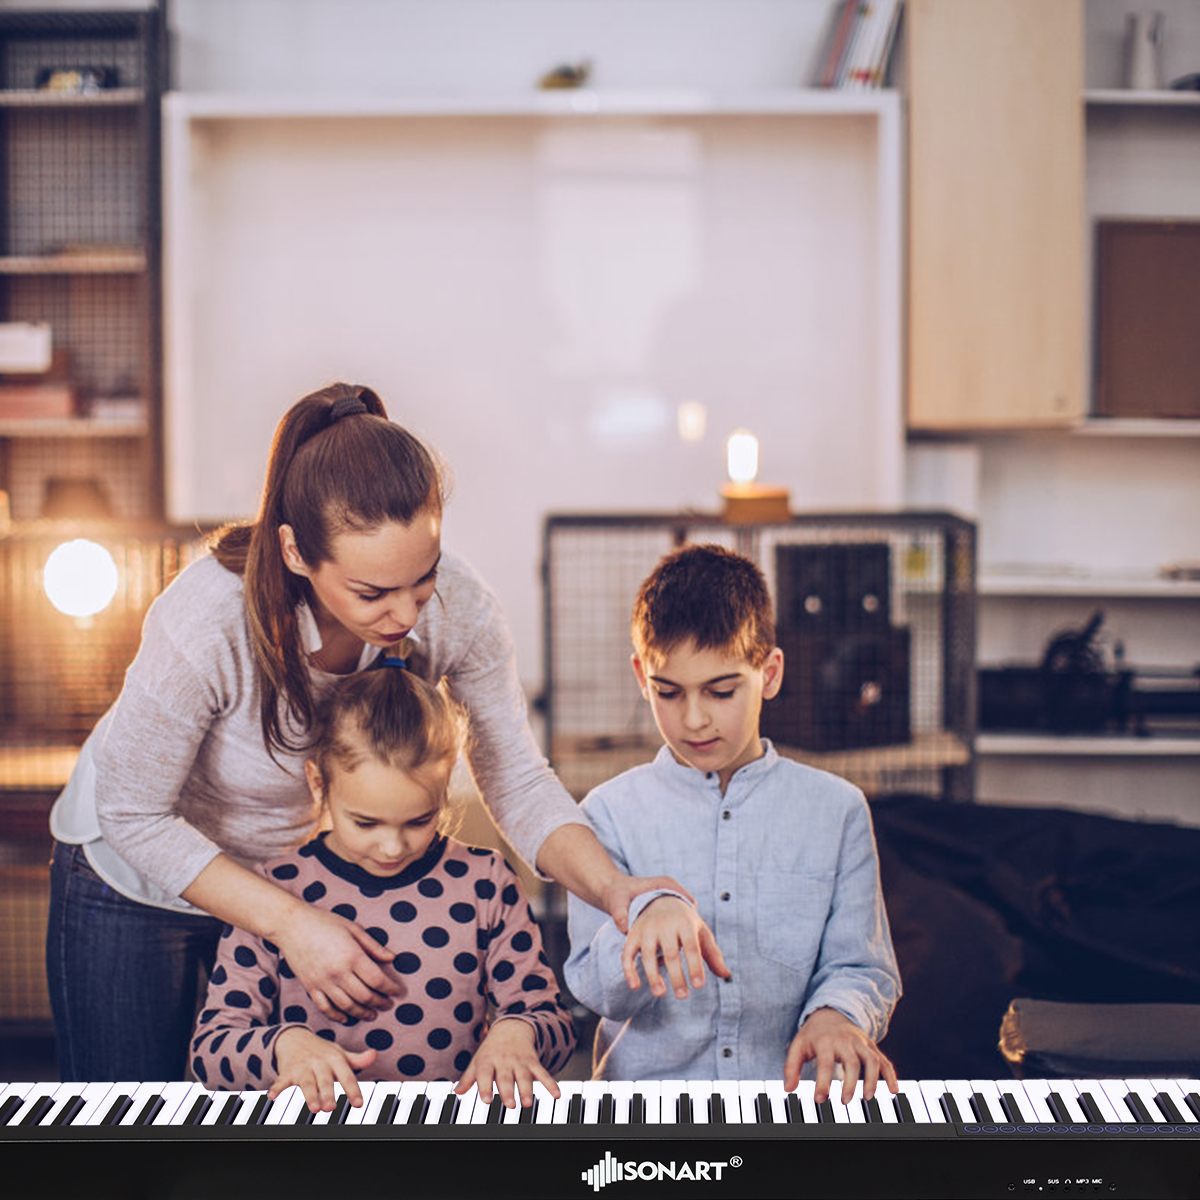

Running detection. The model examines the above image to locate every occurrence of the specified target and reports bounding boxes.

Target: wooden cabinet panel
[907,0,1086,429]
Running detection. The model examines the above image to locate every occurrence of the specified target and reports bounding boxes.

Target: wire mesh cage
[542,512,977,802]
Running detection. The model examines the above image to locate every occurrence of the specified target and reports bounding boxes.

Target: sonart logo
[581,1151,741,1192]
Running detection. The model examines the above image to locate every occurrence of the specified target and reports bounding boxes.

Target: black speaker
[761,628,911,751]
[774,543,891,635]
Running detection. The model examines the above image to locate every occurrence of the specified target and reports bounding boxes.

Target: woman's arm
[183,855,400,1022]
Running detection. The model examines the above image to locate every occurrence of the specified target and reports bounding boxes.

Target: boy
[565,543,901,1104]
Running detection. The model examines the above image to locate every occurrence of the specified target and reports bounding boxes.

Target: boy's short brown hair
[631,543,776,668]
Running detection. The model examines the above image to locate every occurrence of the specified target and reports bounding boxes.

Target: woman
[47,383,722,1081]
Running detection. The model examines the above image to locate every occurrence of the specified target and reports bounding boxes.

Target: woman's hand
[272,904,402,1023]
[619,894,731,998]
[454,1019,561,1108]
[270,1027,377,1112]
[784,1007,899,1103]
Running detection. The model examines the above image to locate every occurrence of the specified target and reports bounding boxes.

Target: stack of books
[813,0,904,90]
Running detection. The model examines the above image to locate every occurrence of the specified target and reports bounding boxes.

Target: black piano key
[51,1096,85,1127]
[864,1096,883,1124]
[437,1094,459,1124]
[1046,1092,1074,1124]
[1154,1092,1185,1123]
[755,1092,773,1123]
[1185,1092,1200,1121]
[894,1093,916,1123]
[598,1094,615,1124]
[784,1093,803,1124]
[373,1092,399,1125]
[405,1095,429,1125]
[215,1095,244,1125]
[710,1092,726,1124]
[1000,1091,1027,1123]
[293,1103,317,1125]
[1077,1092,1104,1124]
[329,1095,350,1125]
[1123,1092,1153,1124]
[676,1093,693,1124]
[969,1092,990,1122]
[19,1096,56,1127]
[517,1099,536,1125]
[101,1095,132,1126]
[817,1099,836,1124]
[182,1094,212,1126]
[629,1093,644,1125]
[246,1094,273,1125]
[486,1097,506,1125]
[939,1092,964,1124]
[0,1096,23,1126]
[134,1095,165,1126]
[566,1093,584,1124]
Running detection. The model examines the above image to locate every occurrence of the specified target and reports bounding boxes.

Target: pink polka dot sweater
[190,834,576,1089]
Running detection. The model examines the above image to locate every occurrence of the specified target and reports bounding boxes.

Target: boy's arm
[798,797,902,1041]
[563,793,670,1020]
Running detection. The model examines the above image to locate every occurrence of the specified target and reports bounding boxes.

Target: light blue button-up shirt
[565,741,901,1082]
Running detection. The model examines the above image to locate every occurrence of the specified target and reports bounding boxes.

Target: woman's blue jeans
[46,841,222,1082]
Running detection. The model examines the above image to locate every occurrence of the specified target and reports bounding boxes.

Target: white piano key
[761,1080,791,1123]
[552,1080,582,1125]
[892,1078,932,1122]
[308,1084,350,1126]
[53,1081,119,1128]
[396,1081,431,1124]
[659,1079,687,1124]
[1173,1078,1200,1120]
[1043,1079,1087,1124]
[967,1079,1007,1123]
[0,1081,34,1117]
[1123,1078,1169,1122]
[633,1080,662,1124]
[118,1081,168,1127]
[362,1081,400,1125]
[422,1080,457,1124]
[829,1079,867,1123]
[8,1082,67,1126]
[736,1080,766,1123]
[581,1079,608,1124]
[1070,1080,1121,1123]
[917,1079,951,1123]
[788,1080,820,1124]
[1150,1078,1193,1122]
[531,1080,556,1125]
[450,1084,484,1125]
[685,1080,713,1125]
[150,1081,203,1125]
[340,1080,375,1126]
[1099,1079,1143,1122]
[1014,1079,1057,1123]
[198,1089,243,1126]
[940,1080,978,1124]
[869,1083,899,1123]
[606,1079,635,1124]
[229,1089,272,1126]
[711,1080,743,1125]
[160,1082,212,1125]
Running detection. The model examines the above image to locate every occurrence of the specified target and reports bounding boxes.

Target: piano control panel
[3,1076,1199,1199]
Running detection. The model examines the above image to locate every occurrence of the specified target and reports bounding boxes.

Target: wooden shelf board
[0,414,147,438]
[0,87,143,108]
[0,745,79,791]
[0,251,145,275]
[977,733,1200,757]
[979,572,1200,599]
[1085,88,1200,108]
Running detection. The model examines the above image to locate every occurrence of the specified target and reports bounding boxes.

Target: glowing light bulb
[726,429,759,485]
[43,538,119,618]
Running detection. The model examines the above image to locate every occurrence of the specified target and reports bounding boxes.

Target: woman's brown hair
[212,383,445,756]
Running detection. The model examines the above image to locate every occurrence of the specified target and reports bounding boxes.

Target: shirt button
[720,891,731,901]
[722,1047,732,1058]
[722,810,731,820]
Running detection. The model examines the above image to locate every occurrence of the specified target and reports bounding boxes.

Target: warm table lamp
[720,429,791,523]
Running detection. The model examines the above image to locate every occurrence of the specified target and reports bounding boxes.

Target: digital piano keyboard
[3,1076,1199,1199]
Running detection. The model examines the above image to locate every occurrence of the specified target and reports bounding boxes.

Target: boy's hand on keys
[784,1007,898,1103]
[621,895,731,999]
[455,1018,561,1108]
[270,1027,376,1112]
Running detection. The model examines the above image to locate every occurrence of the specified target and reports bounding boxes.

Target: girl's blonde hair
[308,666,465,830]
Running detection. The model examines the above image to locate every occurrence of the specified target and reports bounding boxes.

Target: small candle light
[720,428,791,524]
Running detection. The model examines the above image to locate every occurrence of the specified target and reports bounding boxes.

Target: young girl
[191,664,575,1112]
